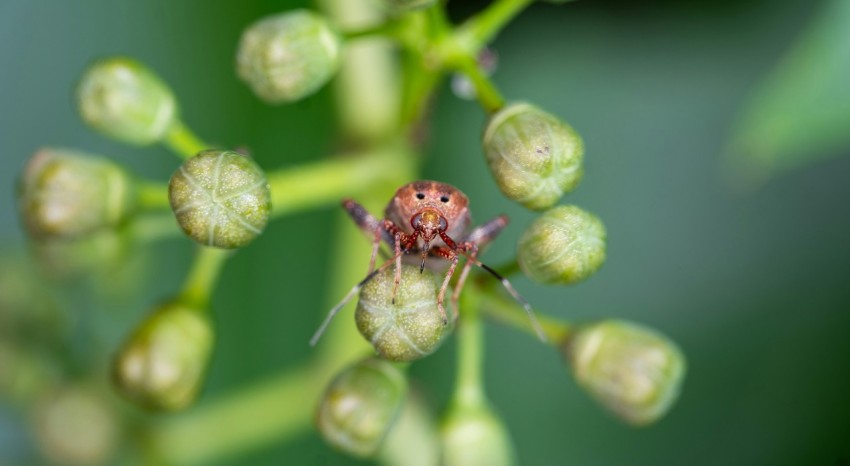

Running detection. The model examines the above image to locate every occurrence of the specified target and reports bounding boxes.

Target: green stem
[342,22,400,41]
[453,293,486,407]
[137,180,170,210]
[457,0,535,50]
[477,290,571,343]
[267,149,403,217]
[148,365,319,466]
[164,119,208,159]
[177,247,230,309]
[456,56,505,113]
[131,213,179,242]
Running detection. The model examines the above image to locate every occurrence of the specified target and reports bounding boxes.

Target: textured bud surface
[483,102,583,210]
[18,148,135,239]
[565,320,685,426]
[441,404,515,466]
[316,358,407,457]
[169,150,271,249]
[112,301,214,411]
[77,57,176,145]
[356,265,447,362]
[237,10,341,103]
[517,205,606,285]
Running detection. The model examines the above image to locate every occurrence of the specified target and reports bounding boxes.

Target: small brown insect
[310,180,545,346]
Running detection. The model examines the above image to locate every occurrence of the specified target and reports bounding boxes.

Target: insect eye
[416,193,425,200]
[440,196,449,203]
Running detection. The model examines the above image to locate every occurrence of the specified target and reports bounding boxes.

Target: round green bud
[111,301,214,411]
[33,386,119,466]
[384,0,438,12]
[482,102,584,210]
[236,10,342,104]
[168,150,271,249]
[18,148,136,239]
[441,403,515,466]
[564,320,686,426]
[356,264,448,362]
[316,358,407,457]
[517,205,606,285]
[77,57,177,145]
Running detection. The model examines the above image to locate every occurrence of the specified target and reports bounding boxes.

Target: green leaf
[726,0,850,185]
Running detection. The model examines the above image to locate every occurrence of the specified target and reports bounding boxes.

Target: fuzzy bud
[76,57,177,145]
[517,205,606,285]
[482,102,583,210]
[316,358,407,457]
[169,150,271,249]
[441,403,515,466]
[236,10,342,104]
[356,265,448,362]
[564,320,686,426]
[18,148,136,239]
[112,301,214,411]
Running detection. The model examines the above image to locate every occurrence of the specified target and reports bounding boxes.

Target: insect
[310,180,545,346]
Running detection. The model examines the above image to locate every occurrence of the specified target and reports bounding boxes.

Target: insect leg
[430,246,458,325]
[450,243,479,319]
[310,251,403,346]
[461,214,508,246]
[343,199,391,272]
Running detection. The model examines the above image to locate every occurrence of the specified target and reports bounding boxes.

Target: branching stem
[177,246,230,310]
[164,119,208,159]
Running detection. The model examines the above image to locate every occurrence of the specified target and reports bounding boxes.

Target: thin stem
[136,179,170,210]
[131,213,180,242]
[342,22,399,41]
[478,290,571,343]
[267,149,403,218]
[164,119,208,159]
[453,293,486,407]
[177,246,230,309]
[456,56,505,114]
[457,0,535,50]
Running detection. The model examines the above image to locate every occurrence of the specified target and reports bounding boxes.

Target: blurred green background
[2,0,849,465]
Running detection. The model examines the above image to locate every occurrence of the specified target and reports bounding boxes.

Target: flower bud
[316,358,407,457]
[77,57,177,145]
[112,301,214,411]
[384,0,438,12]
[236,10,342,104]
[564,320,686,426]
[169,150,271,249]
[517,205,606,285]
[356,265,448,362]
[441,403,515,466]
[33,386,120,466]
[482,102,583,210]
[18,148,136,239]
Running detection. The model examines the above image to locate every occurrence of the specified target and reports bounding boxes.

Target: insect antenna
[309,253,401,346]
[459,250,548,342]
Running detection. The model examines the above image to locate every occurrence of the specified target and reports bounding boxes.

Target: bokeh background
[2,0,849,465]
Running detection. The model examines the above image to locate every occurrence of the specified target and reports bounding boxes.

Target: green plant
[12,0,687,464]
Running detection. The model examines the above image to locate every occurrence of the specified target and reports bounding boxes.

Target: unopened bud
[77,57,177,145]
[482,102,583,210]
[18,148,136,239]
[236,10,341,104]
[316,358,407,457]
[112,301,214,411]
[441,403,514,466]
[517,205,606,285]
[169,150,271,249]
[356,265,448,362]
[564,320,686,426]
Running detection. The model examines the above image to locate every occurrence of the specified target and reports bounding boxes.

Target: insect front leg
[343,199,391,273]
[450,242,479,319]
[381,220,416,305]
[430,246,459,325]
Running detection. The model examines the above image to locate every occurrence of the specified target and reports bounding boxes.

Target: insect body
[310,180,545,346]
